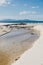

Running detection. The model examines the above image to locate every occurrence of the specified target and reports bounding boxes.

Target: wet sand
[0,25,39,65]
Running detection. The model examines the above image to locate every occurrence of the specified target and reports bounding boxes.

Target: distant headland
[0,19,43,23]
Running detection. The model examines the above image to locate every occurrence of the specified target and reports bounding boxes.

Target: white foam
[0,23,13,25]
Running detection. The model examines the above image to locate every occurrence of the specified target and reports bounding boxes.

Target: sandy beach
[0,24,40,65]
[12,24,43,65]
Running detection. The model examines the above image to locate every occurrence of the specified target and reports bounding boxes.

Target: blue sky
[0,0,43,20]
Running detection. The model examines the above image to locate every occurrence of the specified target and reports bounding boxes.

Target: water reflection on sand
[0,28,39,65]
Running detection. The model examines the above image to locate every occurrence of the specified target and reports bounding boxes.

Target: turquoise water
[0,21,43,23]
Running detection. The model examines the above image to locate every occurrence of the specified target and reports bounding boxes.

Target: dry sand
[0,25,11,36]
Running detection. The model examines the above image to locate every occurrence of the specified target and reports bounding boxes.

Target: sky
[0,0,43,20]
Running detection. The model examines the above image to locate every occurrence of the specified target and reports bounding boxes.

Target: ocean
[0,20,43,23]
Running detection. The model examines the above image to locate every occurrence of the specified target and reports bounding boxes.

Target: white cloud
[32,6,39,8]
[19,11,30,15]
[19,11,37,15]
[0,0,16,7]
[0,0,11,6]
